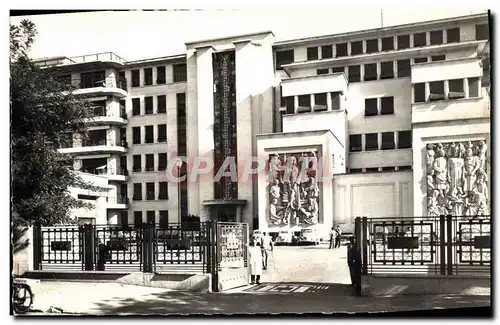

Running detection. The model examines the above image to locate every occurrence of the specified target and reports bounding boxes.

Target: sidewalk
[23,281,491,315]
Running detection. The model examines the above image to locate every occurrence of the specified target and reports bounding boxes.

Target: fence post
[32,222,42,271]
[361,216,368,275]
[82,224,95,271]
[354,217,362,296]
[210,221,219,292]
[141,223,154,273]
[446,215,453,275]
[439,215,446,275]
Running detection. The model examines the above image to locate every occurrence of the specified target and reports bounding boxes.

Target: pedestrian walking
[334,225,342,248]
[328,227,336,249]
[249,239,263,284]
[260,232,273,270]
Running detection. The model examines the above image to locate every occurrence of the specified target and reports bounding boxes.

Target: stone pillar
[294,95,299,114]
[409,34,414,48]
[376,62,381,80]
[425,32,430,46]
[394,131,399,149]
[377,133,382,150]
[310,94,315,111]
[360,64,365,82]
[463,78,469,99]
[327,92,332,111]
[362,134,366,151]
[425,82,430,102]
[444,80,450,100]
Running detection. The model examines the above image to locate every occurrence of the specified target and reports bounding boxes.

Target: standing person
[334,225,342,248]
[249,238,263,284]
[329,227,336,249]
[261,232,273,270]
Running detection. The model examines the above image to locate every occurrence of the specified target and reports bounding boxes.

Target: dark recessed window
[132,127,141,144]
[146,182,155,200]
[366,168,379,173]
[134,211,142,226]
[158,153,168,171]
[349,134,362,152]
[158,124,167,142]
[159,182,168,200]
[430,30,443,45]
[364,63,377,81]
[365,133,378,151]
[119,211,128,226]
[284,97,294,114]
[132,98,140,116]
[380,97,394,115]
[398,131,412,149]
[298,95,310,108]
[414,83,426,103]
[397,59,411,78]
[307,47,319,61]
[145,154,154,172]
[157,95,166,113]
[133,183,142,201]
[145,96,153,115]
[317,68,329,75]
[413,32,427,47]
[448,79,465,99]
[144,68,153,86]
[349,168,362,173]
[475,24,489,41]
[348,65,361,83]
[336,43,348,57]
[380,61,394,79]
[382,37,394,51]
[321,45,333,59]
[468,78,479,98]
[381,132,395,150]
[146,211,155,224]
[159,210,169,228]
[157,66,166,84]
[446,28,460,43]
[382,167,395,172]
[350,41,363,55]
[133,155,142,172]
[314,93,327,107]
[431,55,445,62]
[131,70,140,87]
[429,81,445,101]
[144,125,154,143]
[397,35,410,50]
[366,39,379,53]
[332,67,344,74]
[398,166,412,171]
[414,57,428,64]
[276,50,294,69]
[173,64,187,82]
[364,98,378,117]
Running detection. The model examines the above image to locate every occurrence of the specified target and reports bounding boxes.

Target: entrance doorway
[212,206,236,222]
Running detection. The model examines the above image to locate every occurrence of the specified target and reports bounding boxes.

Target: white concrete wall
[411,58,482,84]
[68,172,110,224]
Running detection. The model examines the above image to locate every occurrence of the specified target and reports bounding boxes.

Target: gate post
[32,222,42,271]
[209,221,219,292]
[141,223,154,273]
[361,216,368,275]
[354,217,362,296]
[82,224,95,271]
[439,215,446,275]
[446,215,453,275]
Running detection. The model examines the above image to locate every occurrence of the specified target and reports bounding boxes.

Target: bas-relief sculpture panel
[426,140,489,218]
[267,151,320,228]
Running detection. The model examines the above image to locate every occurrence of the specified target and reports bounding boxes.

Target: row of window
[132,153,169,172]
[365,97,394,116]
[413,77,480,103]
[132,124,167,144]
[348,166,412,173]
[130,64,187,87]
[131,95,167,116]
[132,182,169,201]
[349,131,412,152]
[276,24,489,69]
[119,210,169,228]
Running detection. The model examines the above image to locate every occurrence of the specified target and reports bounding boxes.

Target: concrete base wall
[362,275,490,297]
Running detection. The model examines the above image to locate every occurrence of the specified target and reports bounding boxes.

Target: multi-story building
[36,13,490,235]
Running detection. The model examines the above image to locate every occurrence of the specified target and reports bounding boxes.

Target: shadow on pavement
[243,282,355,295]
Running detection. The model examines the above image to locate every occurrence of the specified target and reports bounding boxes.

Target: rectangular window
[145,125,154,143]
[365,133,378,151]
[448,79,465,99]
[468,78,479,98]
[298,95,310,108]
[133,183,142,200]
[120,155,127,173]
[321,45,333,59]
[348,65,361,83]
[158,124,167,142]
[429,81,445,101]
[317,68,329,75]
[380,97,394,115]
[366,39,379,53]
[145,154,154,171]
[146,211,155,224]
[159,182,168,200]
[173,64,187,82]
[398,166,412,171]
[133,155,142,172]
[144,68,153,86]
[413,32,427,47]
[381,37,394,51]
[157,66,166,84]
[398,131,412,149]
[431,55,445,62]
[380,61,394,79]
[349,134,362,152]
[159,210,169,228]
[397,35,410,50]
[336,43,348,57]
[120,100,126,118]
[131,69,140,87]
[414,83,426,103]
[132,98,141,116]
[307,47,318,61]
[350,41,363,55]
[158,153,168,171]
[381,132,395,150]
[446,28,460,43]
[134,211,142,227]
[285,97,294,114]
[430,30,443,45]
[145,96,153,115]
[331,67,344,74]
[364,63,377,81]
[157,95,166,113]
[119,211,128,226]
[414,57,428,64]
[366,168,379,173]
[397,59,411,78]
[276,50,294,69]
[146,182,155,200]
[349,168,362,173]
[132,127,141,144]
[475,24,489,41]
[364,98,378,117]
[314,93,327,107]
[382,167,395,172]
[80,71,105,88]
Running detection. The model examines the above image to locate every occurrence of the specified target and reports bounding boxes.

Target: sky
[9,8,488,62]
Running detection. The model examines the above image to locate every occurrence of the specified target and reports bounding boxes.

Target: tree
[11,19,99,230]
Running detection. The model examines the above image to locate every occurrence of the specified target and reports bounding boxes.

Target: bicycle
[12,278,34,314]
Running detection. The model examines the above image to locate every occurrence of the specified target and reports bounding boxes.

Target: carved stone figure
[428,190,446,216]
[426,144,435,174]
[269,198,281,225]
[269,153,282,183]
[463,146,480,192]
[447,151,464,192]
[299,197,319,225]
[432,144,448,196]
[478,140,487,172]
[269,179,280,201]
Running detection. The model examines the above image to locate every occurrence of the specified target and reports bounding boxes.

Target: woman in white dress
[249,240,263,285]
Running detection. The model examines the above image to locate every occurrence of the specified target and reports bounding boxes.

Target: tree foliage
[11,20,99,228]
